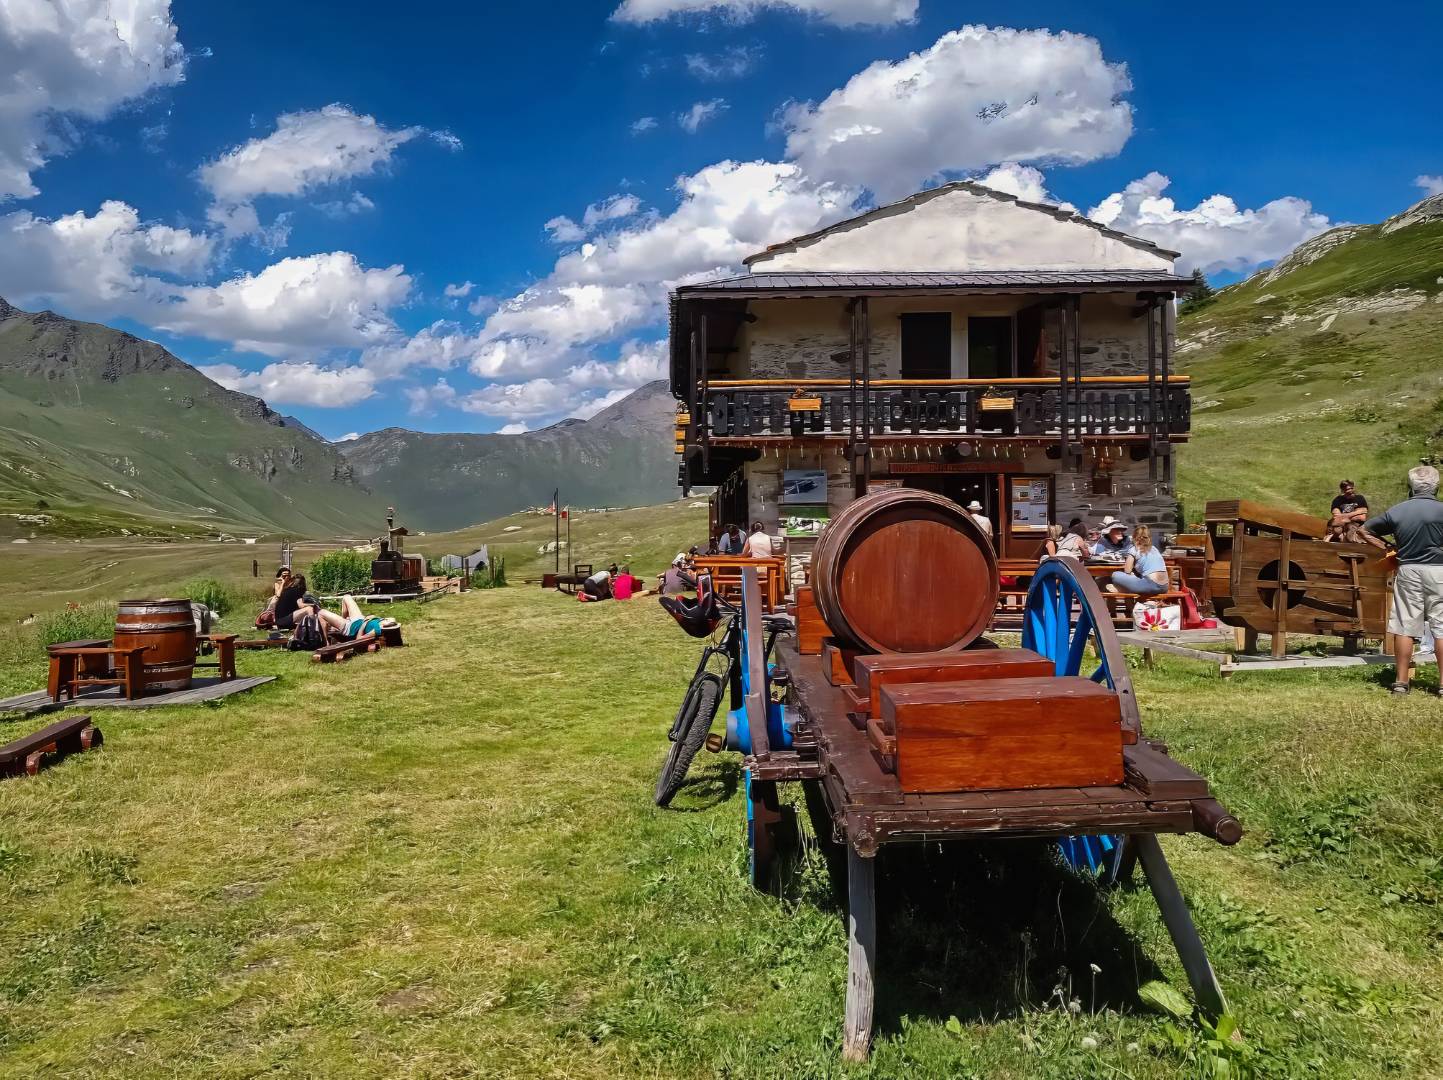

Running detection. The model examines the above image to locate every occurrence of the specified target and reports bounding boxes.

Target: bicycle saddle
[659,591,722,638]
[761,612,796,633]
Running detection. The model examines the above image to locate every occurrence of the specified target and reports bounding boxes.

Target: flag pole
[554,487,560,574]
[567,506,572,569]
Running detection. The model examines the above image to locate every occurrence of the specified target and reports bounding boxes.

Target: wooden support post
[1271,530,1292,658]
[842,845,877,1063]
[740,567,770,762]
[1134,833,1228,1022]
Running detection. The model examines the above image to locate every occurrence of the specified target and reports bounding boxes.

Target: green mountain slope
[341,381,679,531]
[0,298,377,539]
[1176,194,1443,521]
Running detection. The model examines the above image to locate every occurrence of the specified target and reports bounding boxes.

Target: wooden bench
[693,555,786,612]
[994,560,1189,630]
[312,626,402,663]
[194,633,238,681]
[46,644,148,702]
[0,715,102,779]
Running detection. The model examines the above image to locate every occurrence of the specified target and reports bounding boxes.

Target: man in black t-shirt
[1325,479,1373,543]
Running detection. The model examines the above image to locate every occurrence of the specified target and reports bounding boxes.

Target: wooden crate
[792,585,828,655]
[853,647,1053,718]
[821,637,860,686]
[881,676,1124,794]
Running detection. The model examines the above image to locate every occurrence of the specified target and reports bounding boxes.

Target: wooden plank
[1123,744,1210,798]
[821,638,859,686]
[883,677,1124,794]
[862,801,1195,841]
[853,647,1052,718]
[842,847,877,1062]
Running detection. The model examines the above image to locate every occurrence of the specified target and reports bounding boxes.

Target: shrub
[181,578,239,616]
[36,603,115,648]
[308,549,372,594]
[471,554,507,589]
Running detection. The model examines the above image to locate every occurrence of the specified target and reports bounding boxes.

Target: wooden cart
[730,562,1241,1061]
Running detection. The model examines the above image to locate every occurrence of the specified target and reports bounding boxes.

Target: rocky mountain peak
[1382,191,1443,235]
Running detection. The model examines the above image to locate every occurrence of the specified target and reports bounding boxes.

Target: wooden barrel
[812,489,997,653]
[114,599,196,692]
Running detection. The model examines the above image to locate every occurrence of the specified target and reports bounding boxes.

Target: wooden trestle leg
[1134,834,1228,1022]
[842,846,877,1062]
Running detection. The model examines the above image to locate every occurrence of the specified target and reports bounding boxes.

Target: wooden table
[47,644,148,702]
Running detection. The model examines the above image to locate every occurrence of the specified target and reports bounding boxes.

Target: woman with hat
[1091,516,1133,562]
[965,499,993,541]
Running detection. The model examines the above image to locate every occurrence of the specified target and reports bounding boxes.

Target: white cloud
[430,130,463,152]
[544,215,586,244]
[443,280,475,298]
[316,191,375,219]
[975,163,1050,204]
[0,200,214,315]
[162,252,412,356]
[1087,173,1334,275]
[199,361,377,407]
[466,293,499,317]
[198,104,419,238]
[782,25,1134,201]
[631,116,659,134]
[678,99,728,133]
[335,432,361,442]
[685,45,762,80]
[497,422,529,435]
[583,193,642,228]
[613,0,916,26]
[359,320,476,378]
[1415,175,1443,198]
[0,0,185,199]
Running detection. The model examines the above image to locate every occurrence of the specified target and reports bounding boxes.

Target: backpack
[288,611,327,651]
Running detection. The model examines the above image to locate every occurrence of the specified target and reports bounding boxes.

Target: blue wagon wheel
[1022,558,1141,885]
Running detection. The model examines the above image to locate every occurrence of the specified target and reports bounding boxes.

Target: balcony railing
[699,378,1190,441]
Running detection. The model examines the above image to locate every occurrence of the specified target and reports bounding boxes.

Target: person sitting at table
[744,521,775,558]
[1091,517,1133,562]
[1108,525,1169,596]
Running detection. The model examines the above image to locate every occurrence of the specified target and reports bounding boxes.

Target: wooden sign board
[788,397,823,412]
[979,395,1015,412]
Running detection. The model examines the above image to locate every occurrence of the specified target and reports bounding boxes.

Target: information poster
[782,468,827,505]
[783,505,830,536]
[1009,475,1051,533]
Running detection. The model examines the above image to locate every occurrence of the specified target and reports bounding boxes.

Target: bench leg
[123,653,145,700]
[218,640,236,680]
[1134,833,1228,1022]
[842,846,877,1062]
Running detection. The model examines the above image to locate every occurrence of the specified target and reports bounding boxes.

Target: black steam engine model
[370,507,426,596]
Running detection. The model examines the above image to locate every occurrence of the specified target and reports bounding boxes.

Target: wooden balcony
[696,377,1190,444]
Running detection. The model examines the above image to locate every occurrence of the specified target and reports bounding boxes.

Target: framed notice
[783,505,830,536]
[1009,474,1052,533]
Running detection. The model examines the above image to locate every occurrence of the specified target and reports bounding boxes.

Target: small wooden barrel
[812,489,997,653]
[114,599,196,692]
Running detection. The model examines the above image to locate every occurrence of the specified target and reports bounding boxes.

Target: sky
[0,1,1439,441]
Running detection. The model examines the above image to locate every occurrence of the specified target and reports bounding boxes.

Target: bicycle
[655,577,793,807]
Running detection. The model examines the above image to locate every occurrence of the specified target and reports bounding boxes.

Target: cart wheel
[745,769,796,895]
[1023,558,1141,884]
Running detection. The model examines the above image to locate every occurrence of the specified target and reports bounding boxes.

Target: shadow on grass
[665,757,742,812]
[860,840,1164,1032]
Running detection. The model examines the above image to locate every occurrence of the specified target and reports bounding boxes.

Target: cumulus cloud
[443,280,475,298]
[782,25,1133,201]
[544,215,587,244]
[1415,175,1443,198]
[678,99,728,133]
[0,200,214,316]
[199,361,377,407]
[685,45,762,80]
[631,116,659,134]
[1087,173,1334,275]
[316,191,375,219]
[613,0,916,26]
[359,320,477,378]
[497,422,529,435]
[198,104,419,237]
[0,0,185,200]
[335,432,361,442]
[583,193,643,227]
[161,252,412,356]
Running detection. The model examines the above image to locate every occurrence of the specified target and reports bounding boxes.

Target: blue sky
[1,0,1439,440]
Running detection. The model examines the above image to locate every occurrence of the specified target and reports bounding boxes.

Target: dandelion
[1126,1042,1140,1054]
[1089,963,1101,974]
[1081,1035,1099,1051]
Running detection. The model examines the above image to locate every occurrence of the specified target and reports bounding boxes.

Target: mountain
[0,298,377,538]
[1175,193,1443,521]
[339,381,679,530]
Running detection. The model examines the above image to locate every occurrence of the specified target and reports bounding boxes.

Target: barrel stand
[733,563,1239,1062]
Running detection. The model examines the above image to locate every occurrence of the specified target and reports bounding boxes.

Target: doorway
[968,316,1014,379]
[901,474,995,534]
[900,313,952,379]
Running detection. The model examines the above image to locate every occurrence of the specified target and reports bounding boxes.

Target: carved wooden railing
[699,377,1191,440]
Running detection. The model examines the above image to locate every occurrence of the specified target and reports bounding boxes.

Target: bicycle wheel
[654,672,724,807]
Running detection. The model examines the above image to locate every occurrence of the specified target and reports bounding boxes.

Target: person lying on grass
[314,595,398,641]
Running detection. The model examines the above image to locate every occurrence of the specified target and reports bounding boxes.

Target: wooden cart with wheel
[730,545,1241,1062]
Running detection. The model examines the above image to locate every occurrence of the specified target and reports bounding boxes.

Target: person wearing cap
[965,500,993,541]
[1091,516,1133,562]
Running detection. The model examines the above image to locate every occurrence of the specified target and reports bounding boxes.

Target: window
[899,312,952,379]
[967,316,1014,379]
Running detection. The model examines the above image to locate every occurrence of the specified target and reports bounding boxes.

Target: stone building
[669,183,1196,558]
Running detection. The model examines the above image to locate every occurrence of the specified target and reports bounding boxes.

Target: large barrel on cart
[713,488,1242,1061]
[811,487,997,653]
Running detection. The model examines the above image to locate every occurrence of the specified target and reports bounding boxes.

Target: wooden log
[882,676,1124,793]
[1190,798,1243,845]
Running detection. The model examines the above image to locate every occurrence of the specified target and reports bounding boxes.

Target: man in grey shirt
[1365,465,1443,694]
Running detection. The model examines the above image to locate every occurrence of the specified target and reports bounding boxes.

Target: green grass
[0,585,1440,1077]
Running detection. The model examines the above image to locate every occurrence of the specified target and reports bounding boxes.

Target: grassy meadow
[0,572,1440,1077]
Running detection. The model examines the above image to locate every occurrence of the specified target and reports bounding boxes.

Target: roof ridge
[742,181,1181,266]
